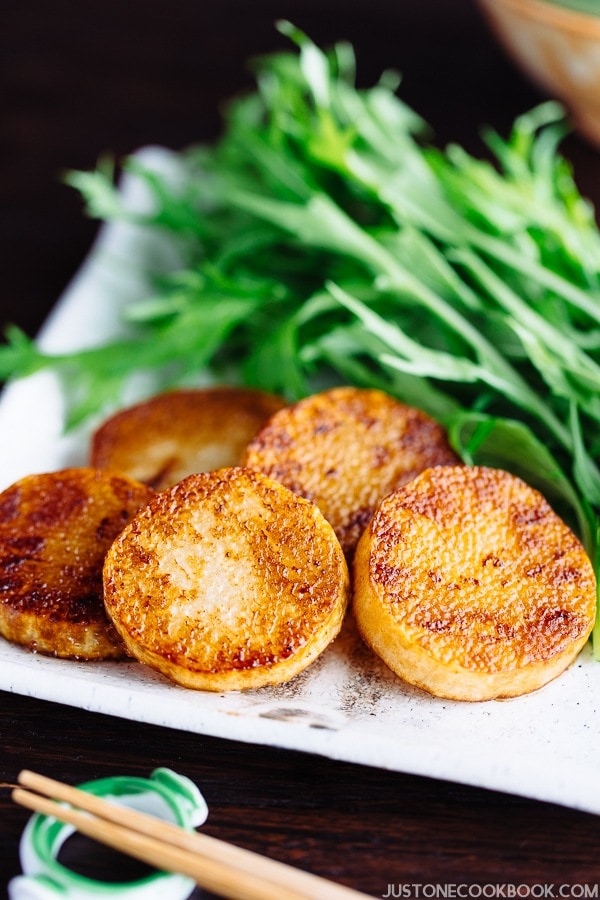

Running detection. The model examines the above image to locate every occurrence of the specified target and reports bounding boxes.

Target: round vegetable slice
[91,386,286,490]
[0,468,154,659]
[244,386,460,558]
[352,465,596,700]
[103,466,349,691]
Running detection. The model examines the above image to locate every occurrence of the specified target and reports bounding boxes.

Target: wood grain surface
[2,0,600,894]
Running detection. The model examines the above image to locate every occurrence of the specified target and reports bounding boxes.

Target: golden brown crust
[103,466,349,691]
[243,386,460,558]
[352,465,596,700]
[90,386,286,490]
[0,468,155,659]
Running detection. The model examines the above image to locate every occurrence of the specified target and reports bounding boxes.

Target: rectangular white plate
[2,148,600,815]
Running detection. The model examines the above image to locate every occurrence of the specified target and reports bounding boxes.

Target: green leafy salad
[3,22,600,652]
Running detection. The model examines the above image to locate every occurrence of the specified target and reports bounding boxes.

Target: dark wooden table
[3,0,600,895]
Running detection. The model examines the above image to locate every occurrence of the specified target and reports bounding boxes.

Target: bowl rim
[478,0,600,37]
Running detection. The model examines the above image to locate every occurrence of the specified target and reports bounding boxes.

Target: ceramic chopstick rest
[8,768,209,900]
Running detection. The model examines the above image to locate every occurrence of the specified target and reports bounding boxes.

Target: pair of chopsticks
[13,770,372,900]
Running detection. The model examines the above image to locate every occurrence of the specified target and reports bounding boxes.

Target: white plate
[2,148,600,815]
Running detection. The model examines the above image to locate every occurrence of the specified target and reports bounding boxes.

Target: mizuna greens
[3,22,600,651]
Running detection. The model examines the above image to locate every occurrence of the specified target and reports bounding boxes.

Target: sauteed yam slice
[0,468,154,659]
[103,466,349,691]
[91,386,286,490]
[352,465,596,701]
[243,386,460,558]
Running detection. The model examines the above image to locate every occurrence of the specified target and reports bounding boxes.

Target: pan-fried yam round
[352,465,596,701]
[103,466,349,691]
[0,468,154,659]
[90,386,286,491]
[243,386,460,558]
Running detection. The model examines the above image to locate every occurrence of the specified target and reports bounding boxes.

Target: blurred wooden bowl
[477,0,600,148]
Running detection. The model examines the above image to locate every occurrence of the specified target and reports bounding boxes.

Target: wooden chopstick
[13,770,372,900]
